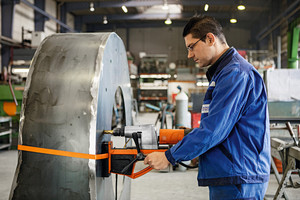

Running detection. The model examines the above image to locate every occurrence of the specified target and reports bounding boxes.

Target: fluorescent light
[90,2,95,12]
[122,5,128,13]
[230,18,237,23]
[165,17,172,25]
[204,4,209,11]
[196,82,209,87]
[12,68,29,73]
[237,4,245,10]
[140,74,170,78]
[103,16,108,24]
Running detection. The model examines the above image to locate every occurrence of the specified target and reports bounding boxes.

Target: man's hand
[144,152,170,170]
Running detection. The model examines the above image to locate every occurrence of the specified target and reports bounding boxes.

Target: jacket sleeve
[165,66,254,165]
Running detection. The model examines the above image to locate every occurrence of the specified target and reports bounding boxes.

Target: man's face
[184,33,213,68]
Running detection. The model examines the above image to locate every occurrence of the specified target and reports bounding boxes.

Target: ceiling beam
[257,0,300,40]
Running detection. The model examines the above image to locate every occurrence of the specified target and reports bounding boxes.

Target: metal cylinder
[175,91,189,128]
[9,33,132,200]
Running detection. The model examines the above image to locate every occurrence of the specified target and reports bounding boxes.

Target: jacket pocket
[218,143,234,163]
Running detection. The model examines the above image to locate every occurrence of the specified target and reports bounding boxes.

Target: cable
[115,174,118,200]
[178,162,198,169]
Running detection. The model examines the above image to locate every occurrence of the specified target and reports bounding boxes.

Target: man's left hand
[144,152,170,170]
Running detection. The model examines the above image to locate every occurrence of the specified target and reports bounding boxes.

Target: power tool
[100,125,192,179]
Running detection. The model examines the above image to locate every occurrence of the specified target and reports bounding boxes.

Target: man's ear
[206,33,216,46]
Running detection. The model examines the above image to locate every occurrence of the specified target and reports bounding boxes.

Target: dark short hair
[183,15,226,44]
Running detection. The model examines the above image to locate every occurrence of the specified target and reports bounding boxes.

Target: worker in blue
[144,15,271,200]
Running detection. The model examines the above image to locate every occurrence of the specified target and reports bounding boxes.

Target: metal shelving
[0,117,12,150]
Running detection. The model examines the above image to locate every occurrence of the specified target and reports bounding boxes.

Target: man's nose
[187,50,194,59]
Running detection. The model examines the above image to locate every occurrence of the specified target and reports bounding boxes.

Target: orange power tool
[101,125,191,179]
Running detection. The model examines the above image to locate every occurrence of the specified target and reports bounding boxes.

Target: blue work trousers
[209,182,268,200]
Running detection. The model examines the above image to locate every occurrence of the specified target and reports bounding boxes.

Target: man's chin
[199,64,211,69]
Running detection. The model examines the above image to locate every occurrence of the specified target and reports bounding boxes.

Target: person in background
[144,15,271,200]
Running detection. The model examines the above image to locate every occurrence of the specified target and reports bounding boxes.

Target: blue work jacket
[165,47,271,186]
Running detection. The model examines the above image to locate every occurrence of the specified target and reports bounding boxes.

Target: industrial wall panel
[44,0,57,35]
[13,1,34,42]
[67,13,75,30]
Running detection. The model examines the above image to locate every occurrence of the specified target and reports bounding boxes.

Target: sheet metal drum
[9,33,132,200]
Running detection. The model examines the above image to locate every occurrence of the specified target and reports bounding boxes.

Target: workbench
[270,136,300,199]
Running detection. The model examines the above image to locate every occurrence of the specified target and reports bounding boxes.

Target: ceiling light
[230,18,237,24]
[144,4,182,14]
[103,16,108,24]
[122,5,128,13]
[237,1,246,10]
[204,4,209,12]
[165,17,172,25]
[237,4,245,10]
[90,2,95,12]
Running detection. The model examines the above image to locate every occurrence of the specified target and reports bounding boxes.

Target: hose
[178,162,198,169]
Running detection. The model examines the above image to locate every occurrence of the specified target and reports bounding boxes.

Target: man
[144,16,271,199]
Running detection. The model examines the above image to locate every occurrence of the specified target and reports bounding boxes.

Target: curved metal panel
[9,32,132,200]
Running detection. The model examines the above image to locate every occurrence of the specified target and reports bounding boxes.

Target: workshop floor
[0,112,299,200]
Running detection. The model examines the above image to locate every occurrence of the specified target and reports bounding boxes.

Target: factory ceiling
[55,0,276,32]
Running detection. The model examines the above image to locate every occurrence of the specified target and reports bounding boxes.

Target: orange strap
[18,145,108,160]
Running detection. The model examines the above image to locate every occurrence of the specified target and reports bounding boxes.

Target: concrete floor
[1,149,300,200]
[1,113,300,199]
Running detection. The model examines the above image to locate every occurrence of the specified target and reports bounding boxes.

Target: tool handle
[297,125,300,143]
[129,166,153,179]
[132,132,141,153]
[121,157,138,174]
[120,153,145,174]
[286,122,298,146]
[120,132,145,174]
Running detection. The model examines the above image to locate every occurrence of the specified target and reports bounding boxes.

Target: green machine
[287,18,300,69]
[0,84,23,149]
[0,84,23,118]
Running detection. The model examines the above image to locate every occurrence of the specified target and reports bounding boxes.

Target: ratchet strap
[18,145,108,160]
[18,144,167,179]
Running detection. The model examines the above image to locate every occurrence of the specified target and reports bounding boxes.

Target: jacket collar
[206,47,235,82]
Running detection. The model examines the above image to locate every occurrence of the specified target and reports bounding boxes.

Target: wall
[113,27,188,66]
[44,0,57,36]
[0,0,75,69]
[223,27,252,50]
[67,13,75,30]
[13,0,34,42]
[12,0,74,42]
[113,25,251,67]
